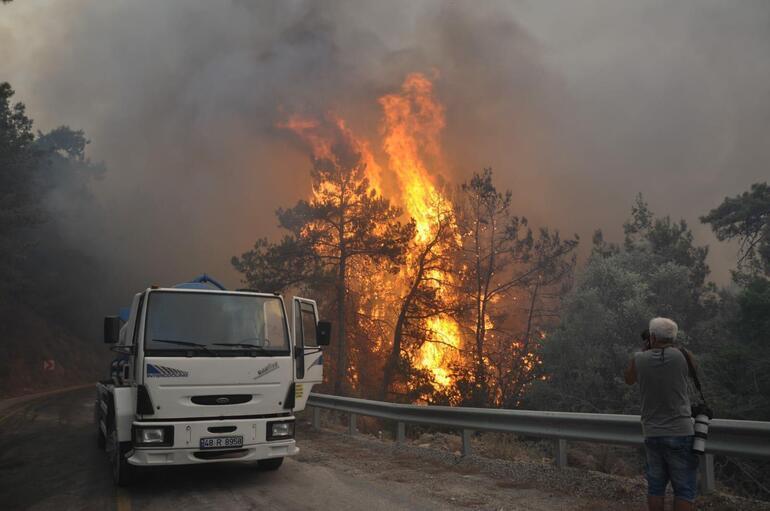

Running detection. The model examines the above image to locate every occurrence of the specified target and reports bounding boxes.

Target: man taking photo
[625,317,699,511]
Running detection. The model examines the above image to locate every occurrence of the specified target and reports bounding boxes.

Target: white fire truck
[94,275,330,485]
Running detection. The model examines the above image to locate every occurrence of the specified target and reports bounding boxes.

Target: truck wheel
[107,425,134,486]
[258,457,284,471]
[94,400,106,449]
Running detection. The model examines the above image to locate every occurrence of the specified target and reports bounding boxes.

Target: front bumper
[127,416,298,466]
[128,440,297,466]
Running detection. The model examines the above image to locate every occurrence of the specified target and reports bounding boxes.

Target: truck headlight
[267,421,294,441]
[134,426,173,446]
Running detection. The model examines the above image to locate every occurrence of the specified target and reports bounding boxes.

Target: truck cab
[95,275,331,485]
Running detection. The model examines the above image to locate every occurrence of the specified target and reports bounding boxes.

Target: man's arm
[624,355,637,385]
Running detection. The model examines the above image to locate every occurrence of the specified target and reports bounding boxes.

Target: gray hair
[649,317,678,342]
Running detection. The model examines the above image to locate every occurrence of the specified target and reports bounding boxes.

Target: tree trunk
[382,301,408,400]
[472,202,486,406]
[382,223,446,401]
[474,297,487,405]
[506,282,539,408]
[333,254,348,395]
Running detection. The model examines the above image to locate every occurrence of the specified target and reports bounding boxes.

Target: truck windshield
[144,291,290,355]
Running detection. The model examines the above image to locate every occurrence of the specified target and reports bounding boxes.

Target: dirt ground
[297,411,770,511]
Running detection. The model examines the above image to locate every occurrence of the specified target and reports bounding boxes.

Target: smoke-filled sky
[2,0,769,291]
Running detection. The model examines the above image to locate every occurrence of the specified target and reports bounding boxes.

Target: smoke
[2,0,770,310]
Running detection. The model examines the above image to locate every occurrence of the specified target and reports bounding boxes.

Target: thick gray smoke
[2,0,769,304]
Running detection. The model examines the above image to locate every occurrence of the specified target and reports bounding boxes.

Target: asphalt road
[0,387,460,511]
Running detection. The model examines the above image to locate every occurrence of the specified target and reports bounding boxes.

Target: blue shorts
[644,436,699,502]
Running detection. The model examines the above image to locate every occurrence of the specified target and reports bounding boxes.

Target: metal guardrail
[307,393,770,494]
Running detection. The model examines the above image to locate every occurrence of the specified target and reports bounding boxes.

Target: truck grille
[191,394,252,406]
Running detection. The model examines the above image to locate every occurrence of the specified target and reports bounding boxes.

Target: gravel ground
[297,413,770,511]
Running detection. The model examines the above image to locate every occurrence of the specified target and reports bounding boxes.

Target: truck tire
[107,423,134,486]
[94,400,106,449]
[257,457,284,471]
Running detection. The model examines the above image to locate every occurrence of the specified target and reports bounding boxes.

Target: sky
[2,0,769,290]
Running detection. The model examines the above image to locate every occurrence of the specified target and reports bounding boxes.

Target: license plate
[199,436,244,449]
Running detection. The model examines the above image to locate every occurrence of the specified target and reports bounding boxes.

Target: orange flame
[281,72,462,389]
[279,113,383,193]
[379,73,449,243]
[378,74,462,386]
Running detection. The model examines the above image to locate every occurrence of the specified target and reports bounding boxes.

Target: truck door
[292,297,323,409]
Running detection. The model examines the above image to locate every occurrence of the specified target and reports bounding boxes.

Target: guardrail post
[312,406,320,430]
[699,454,715,494]
[554,438,568,469]
[462,429,472,456]
[306,394,770,476]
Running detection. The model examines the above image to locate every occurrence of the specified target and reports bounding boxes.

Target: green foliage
[232,236,325,293]
[527,196,711,413]
[0,82,39,223]
[736,276,770,345]
[528,253,651,412]
[624,194,712,307]
[0,82,43,295]
[0,82,33,149]
[698,183,770,421]
[0,82,106,330]
[700,276,770,421]
[701,182,770,277]
[20,125,106,336]
[531,188,770,426]
[0,81,109,396]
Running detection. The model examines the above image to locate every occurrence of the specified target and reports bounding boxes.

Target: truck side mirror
[104,316,121,344]
[316,321,332,346]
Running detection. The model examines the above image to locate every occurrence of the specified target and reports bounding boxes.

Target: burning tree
[233,143,413,395]
[236,73,578,405]
[493,228,578,407]
[381,198,459,401]
[453,169,578,406]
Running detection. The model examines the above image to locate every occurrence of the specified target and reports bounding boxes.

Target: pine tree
[382,201,456,401]
[233,143,413,394]
[455,169,577,406]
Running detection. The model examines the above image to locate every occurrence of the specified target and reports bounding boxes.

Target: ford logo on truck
[215,397,230,404]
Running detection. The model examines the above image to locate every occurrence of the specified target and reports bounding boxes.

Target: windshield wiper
[212,342,264,348]
[212,337,273,348]
[211,342,279,355]
[152,339,216,355]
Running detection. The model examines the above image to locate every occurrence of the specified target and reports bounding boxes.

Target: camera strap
[676,347,707,405]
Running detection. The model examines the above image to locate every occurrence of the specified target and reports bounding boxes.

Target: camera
[691,403,713,454]
[640,329,651,350]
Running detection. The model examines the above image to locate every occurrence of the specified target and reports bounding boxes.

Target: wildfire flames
[282,73,462,389]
